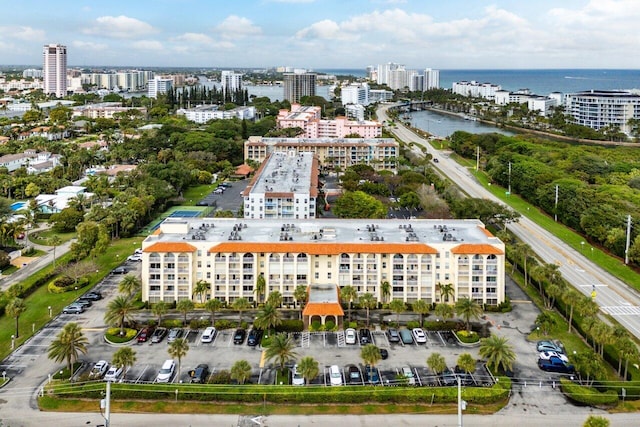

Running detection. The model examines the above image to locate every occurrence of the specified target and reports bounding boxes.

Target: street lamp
[48,306,52,318]
[580,241,585,253]
[11,335,15,350]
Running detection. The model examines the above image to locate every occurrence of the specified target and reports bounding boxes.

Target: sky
[0,0,639,69]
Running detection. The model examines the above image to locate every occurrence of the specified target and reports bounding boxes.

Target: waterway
[408,109,514,138]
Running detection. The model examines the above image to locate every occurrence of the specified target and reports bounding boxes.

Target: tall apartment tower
[221,70,243,95]
[42,44,67,98]
[283,72,316,103]
[424,68,440,90]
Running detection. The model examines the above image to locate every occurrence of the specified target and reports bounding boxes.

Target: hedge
[560,378,619,407]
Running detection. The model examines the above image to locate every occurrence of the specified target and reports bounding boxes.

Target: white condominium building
[564,90,640,134]
[242,151,318,220]
[178,105,256,123]
[148,77,173,98]
[139,218,506,307]
[341,83,369,106]
[43,44,67,98]
[221,70,243,94]
[453,81,501,100]
[424,68,440,90]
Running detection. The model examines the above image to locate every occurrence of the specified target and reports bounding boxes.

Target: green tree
[6,297,26,338]
[230,359,252,385]
[192,280,209,304]
[535,311,556,336]
[264,332,298,372]
[255,274,266,304]
[427,352,447,374]
[47,322,88,374]
[389,299,406,327]
[583,415,610,427]
[49,235,62,268]
[118,274,141,298]
[479,335,516,374]
[359,293,376,328]
[267,290,283,308]
[232,297,251,325]
[176,299,195,326]
[112,346,137,379]
[361,343,382,367]
[573,350,606,386]
[434,302,454,321]
[457,353,476,374]
[561,288,581,333]
[297,356,319,385]
[340,285,358,323]
[152,301,168,326]
[104,295,136,336]
[412,299,430,327]
[168,337,189,380]
[293,285,307,320]
[204,298,223,326]
[399,191,422,214]
[254,303,282,331]
[333,191,387,218]
[380,280,390,304]
[513,242,534,286]
[455,297,483,332]
[438,283,455,303]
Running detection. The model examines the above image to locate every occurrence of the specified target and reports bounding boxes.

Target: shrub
[189,319,209,330]
[423,320,460,331]
[213,319,236,330]
[455,330,480,344]
[104,328,138,344]
[161,319,183,329]
[311,320,322,331]
[325,320,336,331]
[209,370,232,384]
[560,378,618,407]
[275,319,304,333]
[406,321,420,329]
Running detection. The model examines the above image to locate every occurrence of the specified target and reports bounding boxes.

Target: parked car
[359,328,371,345]
[364,365,380,385]
[167,328,182,343]
[81,291,102,301]
[345,328,357,345]
[200,327,216,343]
[89,360,109,379]
[378,347,389,360]
[440,368,457,386]
[539,351,569,363]
[112,266,128,275]
[412,328,427,344]
[233,328,246,344]
[156,359,176,383]
[292,364,305,386]
[137,326,155,343]
[74,299,92,308]
[329,365,343,386]
[62,304,84,314]
[536,340,563,353]
[399,329,414,345]
[348,365,362,384]
[433,158,439,163]
[387,328,400,343]
[127,254,142,262]
[151,327,167,343]
[247,329,263,347]
[134,248,143,255]
[103,365,123,382]
[402,367,416,385]
[538,357,575,374]
[188,364,210,384]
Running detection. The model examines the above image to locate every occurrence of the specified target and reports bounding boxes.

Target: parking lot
[196,178,249,214]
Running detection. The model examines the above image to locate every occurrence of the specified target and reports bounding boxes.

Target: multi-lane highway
[378,104,640,340]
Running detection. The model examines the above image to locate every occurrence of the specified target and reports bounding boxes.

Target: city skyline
[0,0,638,69]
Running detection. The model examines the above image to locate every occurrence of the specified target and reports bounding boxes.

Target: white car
[345,328,357,345]
[539,351,569,363]
[412,328,427,344]
[127,254,142,262]
[89,360,109,379]
[103,365,123,382]
[402,366,416,385]
[201,327,216,343]
[292,364,305,386]
[329,365,342,386]
[156,359,176,383]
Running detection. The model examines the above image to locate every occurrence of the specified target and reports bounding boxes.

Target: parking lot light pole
[457,375,462,427]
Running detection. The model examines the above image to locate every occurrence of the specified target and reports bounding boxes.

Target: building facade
[453,81,501,100]
[283,72,316,103]
[42,44,67,98]
[221,71,243,95]
[177,105,256,123]
[564,90,640,134]
[341,83,369,106]
[148,77,173,98]
[140,218,506,307]
[277,104,382,138]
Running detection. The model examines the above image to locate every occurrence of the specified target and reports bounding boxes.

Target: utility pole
[475,146,479,171]
[457,375,463,427]
[104,380,111,427]
[554,184,559,222]
[507,162,512,195]
[625,214,632,265]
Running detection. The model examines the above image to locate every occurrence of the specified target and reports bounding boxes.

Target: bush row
[560,378,619,407]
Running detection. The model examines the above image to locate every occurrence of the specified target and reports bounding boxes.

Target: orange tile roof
[477,226,495,238]
[451,244,504,255]
[144,242,197,253]
[151,228,162,236]
[303,302,344,317]
[209,242,438,255]
[235,164,253,175]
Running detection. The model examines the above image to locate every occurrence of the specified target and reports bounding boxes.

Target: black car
[247,329,263,347]
[233,328,246,344]
[74,298,92,308]
[189,364,210,383]
[378,348,389,360]
[538,357,575,374]
[81,291,102,301]
[112,266,128,274]
[359,329,371,345]
[151,327,168,343]
[348,365,362,384]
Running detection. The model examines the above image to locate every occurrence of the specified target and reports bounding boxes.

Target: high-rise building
[221,71,243,95]
[341,83,369,106]
[424,68,440,90]
[42,44,67,98]
[148,77,173,99]
[283,72,316,103]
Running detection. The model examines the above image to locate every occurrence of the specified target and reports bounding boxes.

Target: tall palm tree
[427,352,446,374]
[380,280,390,304]
[104,295,137,336]
[255,275,266,304]
[232,297,251,325]
[361,343,382,368]
[297,356,319,386]
[536,262,562,296]
[49,235,62,268]
[152,301,168,326]
[513,242,533,286]
[561,288,581,333]
[112,346,137,380]
[359,293,376,328]
[591,321,612,357]
[264,332,298,373]
[6,297,26,338]
[293,285,307,320]
[267,290,283,308]
[412,299,430,327]
[340,285,358,323]
[168,338,189,380]
[48,322,88,374]
[389,299,406,327]
[455,297,483,332]
[457,353,476,374]
[192,280,210,304]
[230,360,252,385]
[254,303,282,331]
[176,299,195,326]
[118,274,141,298]
[535,311,556,336]
[479,335,516,374]
[434,302,454,321]
[438,283,455,303]
[545,282,565,310]
[204,298,223,327]
[619,338,639,380]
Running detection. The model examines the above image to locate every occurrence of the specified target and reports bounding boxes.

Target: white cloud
[83,15,156,39]
[270,0,315,3]
[131,40,164,51]
[215,16,262,39]
[72,40,108,50]
[0,26,45,41]
[172,33,214,45]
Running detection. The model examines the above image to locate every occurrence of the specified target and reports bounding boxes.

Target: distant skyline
[0,0,638,69]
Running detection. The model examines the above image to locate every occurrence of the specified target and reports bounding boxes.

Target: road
[378,104,640,340]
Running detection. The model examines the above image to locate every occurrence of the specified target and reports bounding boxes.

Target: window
[166,274,175,280]
[150,262,160,269]
[327,261,332,268]
[315,272,319,279]
[165,263,175,269]
[327,272,332,279]
[197,261,202,268]
[150,274,160,280]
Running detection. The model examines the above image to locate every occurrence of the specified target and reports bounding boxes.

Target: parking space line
[259,350,267,368]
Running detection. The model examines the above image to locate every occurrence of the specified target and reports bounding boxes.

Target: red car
[137,326,155,343]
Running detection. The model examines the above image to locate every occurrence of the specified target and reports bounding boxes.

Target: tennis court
[143,207,208,234]
[168,210,202,218]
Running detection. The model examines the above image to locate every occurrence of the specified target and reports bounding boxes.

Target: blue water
[408,110,514,139]
[10,201,26,211]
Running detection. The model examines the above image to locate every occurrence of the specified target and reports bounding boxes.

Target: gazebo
[302,284,344,330]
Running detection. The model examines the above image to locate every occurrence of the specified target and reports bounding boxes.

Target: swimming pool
[10,201,26,211]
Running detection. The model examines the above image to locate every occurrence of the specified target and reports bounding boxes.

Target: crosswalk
[601,305,640,316]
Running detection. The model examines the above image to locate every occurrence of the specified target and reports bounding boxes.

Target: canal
[408,109,514,138]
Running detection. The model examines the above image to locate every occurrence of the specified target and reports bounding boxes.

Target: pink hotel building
[277,104,382,139]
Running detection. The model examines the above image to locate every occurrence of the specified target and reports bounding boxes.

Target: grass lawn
[181,184,218,206]
[29,228,76,245]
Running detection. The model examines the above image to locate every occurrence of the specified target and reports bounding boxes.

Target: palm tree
[577,295,599,319]
[192,280,209,304]
[513,242,533,286]
[232,297,251,325]
[591,321,612,357]
[49,235,62,268]
[412,299,430,327]
[118,274,141,298]
[359,293,376,328]
[152,301,168,326]
[455,298,483,332]
[434,303,454,321]
[545,281,565,310]
[562,288,581,333]
[389,299,406,327]
[48,322,88,374]
[6,297,26,338]
[267,290,283,308]
[254,303,282,331]
[297,356,319,385]
[255,274,266,304]
[479,335,516,374]
[293,285,307,320]
[204,298,223,327]
[572,351,606,387]
[176,299,195,326]
[112,346,137,380]
[380,280,390,304]
[427,352,447,374]
[535,311,556,336]
[230,360,252,385]
[361,343,382,368]
[104,295,136,336]
[264,332,298,373]
[457,353,476,374]
[168,338,189,380]
[340,285,358,323]
[536,262,561,296]
[619,338,639,380]
[438,283,455,303]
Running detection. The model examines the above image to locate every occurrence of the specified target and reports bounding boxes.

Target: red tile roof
[451,244,503,255]
[303,302,344,317]
[144,242,197,253]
